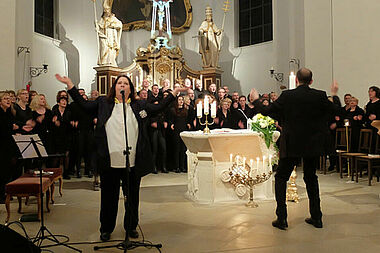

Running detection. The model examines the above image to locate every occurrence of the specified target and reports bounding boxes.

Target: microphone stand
[94,91,162,252]
[238,108,252,130]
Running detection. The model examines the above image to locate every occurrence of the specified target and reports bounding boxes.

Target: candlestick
[289,72,296,90]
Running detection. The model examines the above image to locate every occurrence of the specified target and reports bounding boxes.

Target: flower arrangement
[251,113,277,148]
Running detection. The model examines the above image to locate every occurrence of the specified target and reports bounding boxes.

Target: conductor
[250,68,339,230]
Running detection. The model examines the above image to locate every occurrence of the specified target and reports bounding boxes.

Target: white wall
[332,0,380,107]
[304,0,333,95]
[0,0,16,91]
[304,0,380,107]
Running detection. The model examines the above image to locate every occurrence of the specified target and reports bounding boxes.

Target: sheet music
[12,134,48,158]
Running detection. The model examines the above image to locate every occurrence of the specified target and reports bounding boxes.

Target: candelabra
[286,167,299,203]
[221,155,272,208]
[198,113,215,134]
[196,96,216,134]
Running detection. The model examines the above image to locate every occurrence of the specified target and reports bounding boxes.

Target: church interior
[1,0,380,252]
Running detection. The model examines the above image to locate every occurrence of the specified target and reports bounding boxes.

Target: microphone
[120,90,125,102]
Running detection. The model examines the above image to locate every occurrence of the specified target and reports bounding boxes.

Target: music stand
[13,134,81,252]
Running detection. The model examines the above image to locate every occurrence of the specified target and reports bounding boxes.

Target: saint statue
[95,0,123,66]
[198,6,222,68]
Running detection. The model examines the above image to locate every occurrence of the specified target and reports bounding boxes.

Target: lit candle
[230,153,233,163]
[197,102,202,118]
[256,157,260,172]
[211,101,216,118]
[263,156,266,172]
[289,72,296,90]
[204,96,209,114]
[269,155,272,169]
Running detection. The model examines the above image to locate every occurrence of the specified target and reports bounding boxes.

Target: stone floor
[1,171,380,253]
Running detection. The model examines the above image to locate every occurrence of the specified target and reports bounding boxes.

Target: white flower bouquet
[251,113,277,148]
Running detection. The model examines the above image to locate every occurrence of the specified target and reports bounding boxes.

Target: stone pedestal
[93,65,123,96]
[200,67,223,91]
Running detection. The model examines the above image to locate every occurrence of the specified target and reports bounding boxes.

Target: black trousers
[99,167,141,234]
[78,130,92,174]
[275,157,322,220]
[151,129,166,170]
[173,132,187,171]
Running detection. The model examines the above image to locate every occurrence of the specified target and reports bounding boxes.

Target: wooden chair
[355,135,380,186]
[336,127,351,178]
[340,129,372,180]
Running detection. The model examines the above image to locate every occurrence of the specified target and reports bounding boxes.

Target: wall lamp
[269,67,284,83]
[17,46,30,55]
[30,64,48,77]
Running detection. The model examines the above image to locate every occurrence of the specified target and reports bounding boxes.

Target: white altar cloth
[181,129,275,204]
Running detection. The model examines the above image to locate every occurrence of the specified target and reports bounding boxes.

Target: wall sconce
[30,64,48,78]
[17,46,30,55]
[269,67,284,83]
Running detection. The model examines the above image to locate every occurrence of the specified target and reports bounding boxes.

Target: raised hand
[250,88,260,101]
[172,86,190,96]
[331,80,339,96]
[55,74,74,90]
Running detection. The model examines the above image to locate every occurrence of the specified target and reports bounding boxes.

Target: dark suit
[68,87,175,234]
[255,84,337,220]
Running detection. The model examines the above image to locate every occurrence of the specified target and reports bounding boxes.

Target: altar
[181,129,276,204]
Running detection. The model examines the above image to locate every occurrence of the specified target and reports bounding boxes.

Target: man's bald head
[296,68,313,85]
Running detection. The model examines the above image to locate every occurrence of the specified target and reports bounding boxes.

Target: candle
[263,156,266,172]
[197,102,202,118]
[250,159,253,169]
[204,96,209,114]
[192,78,195,90]
[243,157,246,167]
[211,101,216,117]
[269,155,272,169]
[230,153,233,163]
[289,72,296,90]
[200,74,203,88]
[256,157,260,173]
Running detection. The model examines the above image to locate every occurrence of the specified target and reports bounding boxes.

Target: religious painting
[111,0,192,33]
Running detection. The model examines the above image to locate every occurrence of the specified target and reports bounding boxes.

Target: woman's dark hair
[369,86,380,99]
[107,75,136,103]
[57,96,68,104]
[174,96,188,117]
[56,90,68,103]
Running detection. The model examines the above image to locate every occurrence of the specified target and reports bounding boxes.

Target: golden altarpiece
[94,0,225,95]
